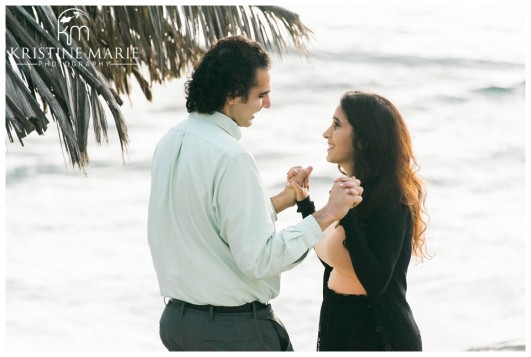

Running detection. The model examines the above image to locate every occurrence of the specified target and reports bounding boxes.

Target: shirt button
[375,325,383,332]
[385,344,393,351]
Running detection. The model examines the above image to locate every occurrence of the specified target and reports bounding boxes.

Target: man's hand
[286,166,312,202]
[270,165,313,214]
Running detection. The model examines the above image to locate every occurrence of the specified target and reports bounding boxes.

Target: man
[148,35,360,351]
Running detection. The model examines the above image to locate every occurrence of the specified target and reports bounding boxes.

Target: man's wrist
[271,189,295,214]
[312,206,336,231]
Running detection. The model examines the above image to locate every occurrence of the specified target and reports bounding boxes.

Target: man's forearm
[312,207,338,231]
[270,189,295,214]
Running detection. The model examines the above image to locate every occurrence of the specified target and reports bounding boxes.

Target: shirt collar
[191,111,242,141]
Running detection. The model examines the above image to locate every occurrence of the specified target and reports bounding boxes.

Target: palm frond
[6,5,312,171]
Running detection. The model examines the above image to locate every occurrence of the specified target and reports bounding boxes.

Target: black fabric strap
[296,196,316,218]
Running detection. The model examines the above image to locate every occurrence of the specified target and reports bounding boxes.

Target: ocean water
[4,1,526,352]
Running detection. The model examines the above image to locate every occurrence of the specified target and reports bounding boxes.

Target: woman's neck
[339,165,354,178]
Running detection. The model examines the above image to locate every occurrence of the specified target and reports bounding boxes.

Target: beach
[4,1,526,352]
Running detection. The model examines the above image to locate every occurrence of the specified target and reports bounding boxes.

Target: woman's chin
[325,155,335,164]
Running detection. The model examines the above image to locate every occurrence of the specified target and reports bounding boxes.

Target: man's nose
[262,95,271,109]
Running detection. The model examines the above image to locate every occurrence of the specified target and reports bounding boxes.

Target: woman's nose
[323,125,332,138]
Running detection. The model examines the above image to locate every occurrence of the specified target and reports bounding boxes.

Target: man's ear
[226,96,237,105]
[227,94,244,106]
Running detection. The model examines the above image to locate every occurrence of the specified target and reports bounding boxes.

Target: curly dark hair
[185,35,271,114]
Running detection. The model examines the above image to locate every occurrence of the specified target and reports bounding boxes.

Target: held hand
[271,165,313,213]
[288,180,309,202]
[325,176,363,219]
[334,176,364,200]
[310,176,363,231]
[286,166,312,201]
[287,166,312,188]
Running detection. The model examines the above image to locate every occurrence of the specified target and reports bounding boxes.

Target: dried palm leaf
[6,5,312,171]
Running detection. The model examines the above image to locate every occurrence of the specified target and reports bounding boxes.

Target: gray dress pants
[159,299,294,351]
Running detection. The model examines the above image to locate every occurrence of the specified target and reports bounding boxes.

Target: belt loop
[163,297,169,306]
[251,302,266,347]
[252,302,257,319]
[209,305,214,320]
[180,301,185,316]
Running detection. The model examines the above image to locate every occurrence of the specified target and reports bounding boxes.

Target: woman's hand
[334,176,364,208]
[286,166,312,201]
[270,165,313,213]
[312,178,362,230]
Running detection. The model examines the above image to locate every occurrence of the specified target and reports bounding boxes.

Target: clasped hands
[286,165,363,218]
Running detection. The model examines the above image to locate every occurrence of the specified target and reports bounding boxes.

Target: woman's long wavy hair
[339,91,429,260]
[185,35,270,114]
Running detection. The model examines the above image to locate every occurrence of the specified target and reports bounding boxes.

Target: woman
[289,90,428,351]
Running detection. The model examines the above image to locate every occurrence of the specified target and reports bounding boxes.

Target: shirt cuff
[269,198,279,222]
